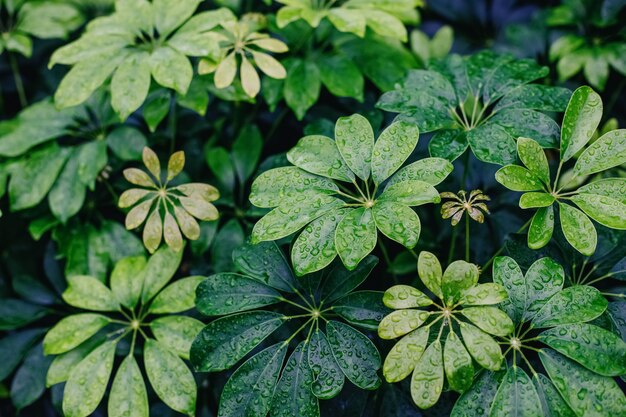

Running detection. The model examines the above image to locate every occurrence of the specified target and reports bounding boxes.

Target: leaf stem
[284,317,315,345]
[465,214,470,262]
[279,296,312,313]
[9,52,27,108]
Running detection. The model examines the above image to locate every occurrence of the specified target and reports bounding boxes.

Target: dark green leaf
[270,342,318,417]
[532,286,607,328]
[308,330,345,399]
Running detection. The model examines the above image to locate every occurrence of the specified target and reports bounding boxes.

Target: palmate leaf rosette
[249,113,453,275]
[119,147,220,254]
[495,86,626,255]
[377,51,572,165]
[451,256,626,417]
[42,246,204,417]
[190,241,389,417]
[275,0,423,42]
[378,251,514,409]
[49,0,237,120]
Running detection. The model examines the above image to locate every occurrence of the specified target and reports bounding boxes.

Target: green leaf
[383,285,433,309]
[108,355,149,417]
[373,202,420,248]
[233,241,296,293]
[292,208,350,276]
[574,129,626,176]
[308,330,344,399]
[143,91,170,132]
[442,260,479,305]
[494,84,572,112]
[76,140,107,189]
[141,245,183,303]
[270,342,318,417]
[332,291,390,331]
[490,367,543,417]
[219,342,288,417]
[571,193,626,230]
[252,195,345,243]
[151,316,204,360]
[385,157,454,188]
[522,257,565,321]
[317,54,364,100]
[107,126,147,161]
[383,327,429,383]
[195,273,280,316]
[459,322,503,371]
[62,340,117,417]
[371,121,420,185]
[410,340,443,409]
[11,343,52,410]
[377,180,441,206]
[495,165,544,192]
[335,207,377,270]
[459,283,508,306]
[532,286,607,328]
[154,0,200,37]
[144,339,196,415]
[533,373,577,417]
[467,123,517,166]
[539,323,626,376]
[520,192,555,209]
[111,52,151,120]
[284,58,320,120]
[327,320,381,390]
[149,275,205,314]
[48,151,86,223]
[286,135,355,182]
[110,256,146,309]
[491,109,560,148]
[43,313,110,355]
[462,307,514,337]
[428,129,468,162]
[528,206,555,250]
[190,311,285,372]
[444,331,473,393]
[0,330,44,381]
[328,8,366,37]
[62,274,119,311]
[418,251,444,298]
[378,310,430,340]
[46,335,105,386]
[334,114,374,181]
[232,124,263,184]
[150,46,192,94]
[250,166,339,208]
[517,137,550,185]
[559,203,597,256]
[319,255,378,303]
[492,256,526,323]
[560,86,603,162]
[578,178,626,204]
[451,370,505,417]
[540,349,626,417]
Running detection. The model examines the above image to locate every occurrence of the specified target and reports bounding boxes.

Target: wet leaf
[270,342,318,417]
[141,245,183,303]
[528,206,555,250]
[571,194,626,230]
[462,307,514,337]
[489,366,542,417]
[444,331,473,393]
[110,256,146,309]
[520,192,555,209]
[578,178,626,204]
[521,257,565,321]
[451,370,504,417]
[334,114,374,181]
[383,285,433,309]
[108,355,148,417]
[335,207,377,270]
[43,314,110,355]
[459,283,508,306]
[308,330,345,399]
[377,180,440,206]
[417,251,443,299]
[495,165,544,192]
[385,157,453,188]
[332,290,391,331]
[442,260,479,305]
[559,203,597,256]
[378,310,430,340]
[532,286,607,328]
[371,120,420,185]
[319,255,377,303]
[233,241,296,293]
[410,339,443,409]
[467,123,517,166]
[533,373,576,417]
[62,275,119,311]
[560,86,603,162]
[151,316,204,360]
[46,335,105,386]
[286,135,354,182]
[383,327,429,383]
[373,202,421,249]
[459,322,503,371]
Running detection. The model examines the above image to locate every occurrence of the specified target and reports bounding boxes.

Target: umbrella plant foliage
[378,251,514,409]
[190,241,389,417]
[249,113,453,275]
[377,51,573,165]
[495,86,626,255]
[451,256,626,417]
[42,246,204,417]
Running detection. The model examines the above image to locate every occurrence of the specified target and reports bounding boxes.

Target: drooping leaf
[108,355,149,417]
[489,367,543,417]
[335,207,377,270]
[410,340,444,409]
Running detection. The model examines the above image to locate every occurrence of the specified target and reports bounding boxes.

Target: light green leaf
[386,158,453,189]
[378,310,430,340]
[108,355,148,417]
[495,165,544,192]
[334,114,374,181]
[560,86,603,162]
[461,307,514,337]
[335,207,377,270]
[383,285,433,309]
[383,327,429,383]
[559,203,597,256]
[149,276,205,314]
[48,151,86,223]
[540,349,626,417]
[459,283,508,306]
[195,273,280,316]
[528,206,555,250]
[522,257,565,321]
[327,320,381,390]
[150,46,192,94]
[410,340,443,409]
[373,202,420,248]
[492,256,525,323]
[571,193,626,230]
[520,192,555,209]
[490,367,542,417]
[371,121,420,185]
[328,8,366,37]
[574,129,626,176]
[418,251,443,299]
[442,261,479,305]
[62,275,119,311]
[317,54,364,101]
[286,135,355,181]
[459,322,503,371]
[444,331,473,393]
[144,339,196,415]
[153,0,200,38]
[111,52,151,120]
[151,316,204,360]
[517,137,550,185]
[214,52,237,89]
[533,373,577,417]
[110,256,146,309]
[539,323,626,376]
[43,314,110,355]
[219,342,288,417]
[532,286,607,328]
[190,311,285,372]
[578,178,626,204]
[141,245,183,303]
[46,335,105,387]
[378,180,441,206]
[62,340,116,417]
[308,330,344,399]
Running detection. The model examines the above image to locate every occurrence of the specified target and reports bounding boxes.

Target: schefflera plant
[495,86,626,255]
[249,114,453,275]
[119,147,220,254]
[451,256,626,417]
[378,251,513,409]
[42,246,205,417]
[190,241,389,417]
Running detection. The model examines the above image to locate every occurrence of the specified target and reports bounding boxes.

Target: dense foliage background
[0,0,625,416]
